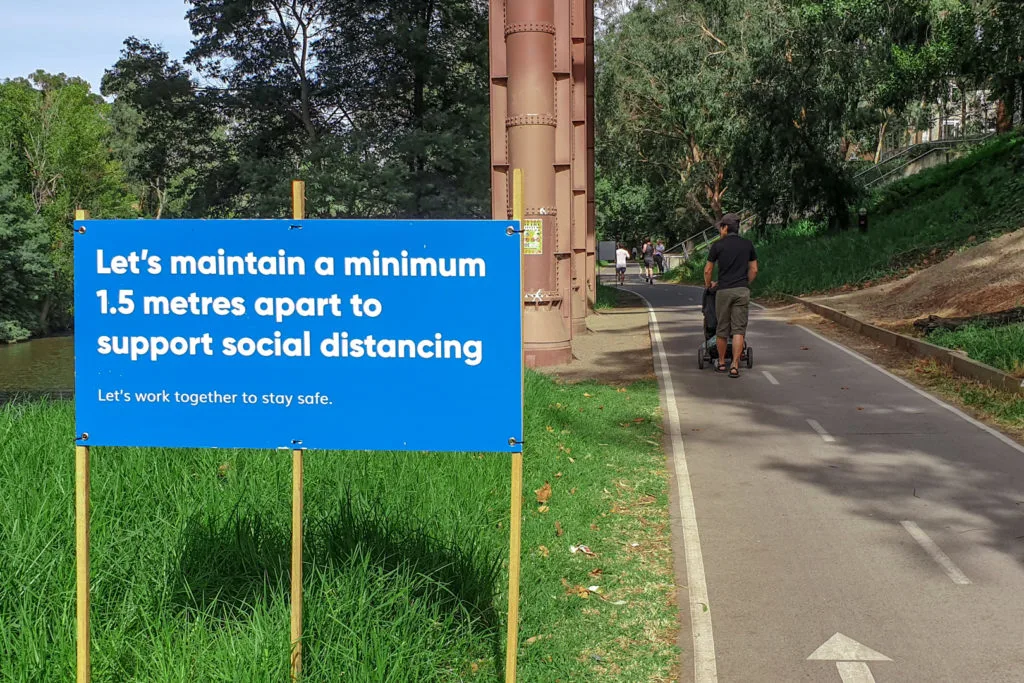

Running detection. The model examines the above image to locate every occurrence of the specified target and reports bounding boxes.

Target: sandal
[715,362,727,373]
[729,366,740,378]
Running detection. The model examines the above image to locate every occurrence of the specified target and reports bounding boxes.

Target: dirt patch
[811,227,1024,328]
[538,290,654,385]
[762,302,1024,445]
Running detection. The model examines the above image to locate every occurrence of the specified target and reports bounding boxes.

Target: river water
[0,335,75,395]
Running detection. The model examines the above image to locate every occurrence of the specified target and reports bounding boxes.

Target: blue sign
[73,219,523,452]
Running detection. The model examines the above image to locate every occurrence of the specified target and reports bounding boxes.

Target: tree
[181,0,490,219]
[0,149,49,342]
[0,72,133,332]
[102,38,224,218]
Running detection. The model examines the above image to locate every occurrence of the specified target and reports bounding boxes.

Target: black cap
[716,213,740,233]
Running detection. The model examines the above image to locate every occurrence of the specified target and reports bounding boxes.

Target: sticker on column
[523,219,543,255]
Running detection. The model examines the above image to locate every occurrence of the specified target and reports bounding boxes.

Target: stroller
[697,287,753,370]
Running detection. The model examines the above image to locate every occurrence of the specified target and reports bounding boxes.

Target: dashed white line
[632,290,719,682]
[762,371,780,385]
[900,521,971,585]
[807,419,836,443]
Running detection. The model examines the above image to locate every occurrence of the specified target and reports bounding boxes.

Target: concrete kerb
[788,295,1024,396]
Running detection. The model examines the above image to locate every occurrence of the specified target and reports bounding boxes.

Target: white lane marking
[900,521,971,585]
[807,419,836,443]
[808,633,892,661]
[797,325,1024,456]
[836,662,878,683]
[632,290,719,682]
[762,371,780,385]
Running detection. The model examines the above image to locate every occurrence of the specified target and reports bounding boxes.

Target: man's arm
[748,259,758,285]
[704,261,715,288]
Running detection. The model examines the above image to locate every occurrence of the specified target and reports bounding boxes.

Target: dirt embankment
[811,227,1024,330]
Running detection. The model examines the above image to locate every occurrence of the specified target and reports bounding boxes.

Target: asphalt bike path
[618,273,1024,682]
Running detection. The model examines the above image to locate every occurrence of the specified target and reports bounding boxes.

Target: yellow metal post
[505,169,525,683]
[74,208,91,683]
[290,181,305,680]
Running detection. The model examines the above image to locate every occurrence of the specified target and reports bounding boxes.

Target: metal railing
[853,133,995,188]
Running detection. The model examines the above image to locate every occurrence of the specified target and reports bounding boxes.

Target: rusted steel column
[569,0,588,335]
[502,0,572,367]
[489,0,510,222]
[585,0,596,307]
[554,2,580,339]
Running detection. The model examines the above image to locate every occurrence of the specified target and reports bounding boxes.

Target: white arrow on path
[808,633,892,683]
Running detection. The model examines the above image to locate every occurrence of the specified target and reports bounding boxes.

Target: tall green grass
[752,133,1024,297]
[928,323,1024,377]
[0,372,677,681]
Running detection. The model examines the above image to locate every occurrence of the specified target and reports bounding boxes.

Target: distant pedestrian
[654,240,666,274]
[631,246,638,261]
[615,242,629,285]
[641,239,655,284]
[704,213,758,378]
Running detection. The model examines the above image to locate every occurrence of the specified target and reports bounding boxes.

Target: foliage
[0,150,48,341]
[102,39,223,219]
[0,73,134,335]
[750,133,1024,296]
[929,323,1024,376]
[180,0,490,219]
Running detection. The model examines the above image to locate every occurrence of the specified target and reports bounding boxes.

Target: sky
[0,0,195,94]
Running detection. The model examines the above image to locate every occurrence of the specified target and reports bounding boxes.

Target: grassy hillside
[750,132,1024,297]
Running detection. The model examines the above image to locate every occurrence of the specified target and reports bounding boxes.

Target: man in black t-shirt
[704,213,758,377]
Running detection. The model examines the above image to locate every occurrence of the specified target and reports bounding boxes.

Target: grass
[912,359,1024,427]
[0,373,678,682]
[594,282,620,310]
[751,132,1024,297]
[928,323,1024,377]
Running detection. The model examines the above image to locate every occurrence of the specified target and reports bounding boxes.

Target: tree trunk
[960,83,968,138]
[38,294,52,334]
[913,307,1024,334]
[938,96,945,140]
[996,99,1011,132]
[874,119,888,164]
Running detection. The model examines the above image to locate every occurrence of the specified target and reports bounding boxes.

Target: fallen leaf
[524,635,548,646]
[555,521,564,537]
[589,567,604,578]
[584,392,593,398]
[555,472,563,478]
[800,346,810,351]
[633,418,646,423]
[590,523,599,531]
[535,482,552,504]
[598,405,604,410]
[638,495,656,505]
[546,426,554,433]
[561,578,590,599]
[617,388,627,393]
[538,505,550,514]
[568,457,576,464]
[857,407,864,411]
[570,488,577,495]
[537,545,550,558]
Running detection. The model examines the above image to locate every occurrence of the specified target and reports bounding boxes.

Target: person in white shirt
[615,243,630,285]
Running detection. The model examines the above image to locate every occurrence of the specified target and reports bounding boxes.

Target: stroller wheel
[697,347,705,369]
[746,346,754,369]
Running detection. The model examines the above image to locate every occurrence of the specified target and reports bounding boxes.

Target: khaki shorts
[715,287,750,339]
